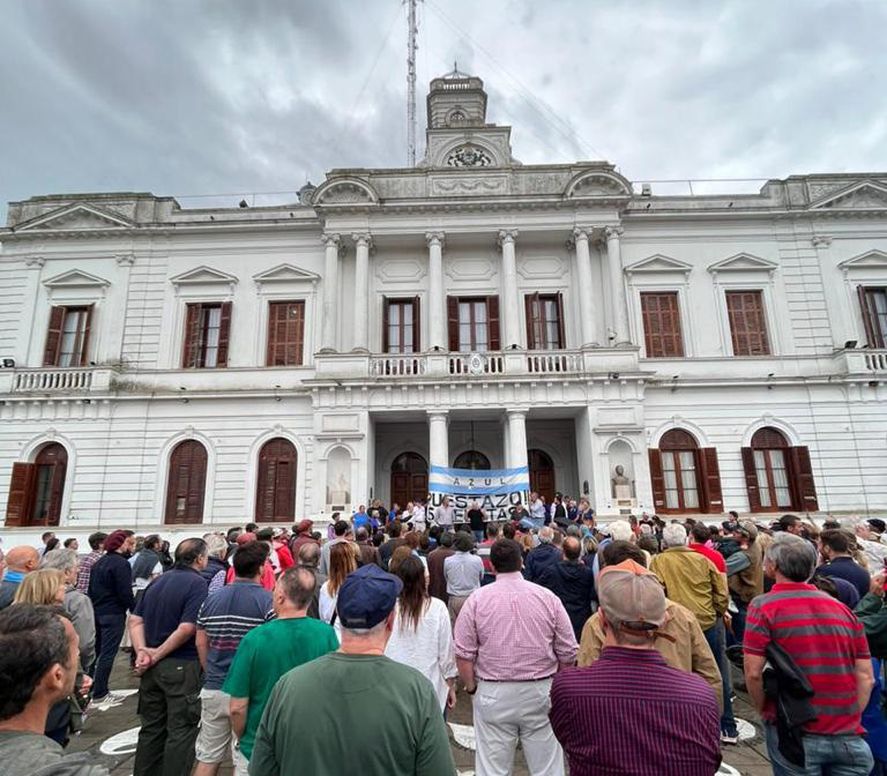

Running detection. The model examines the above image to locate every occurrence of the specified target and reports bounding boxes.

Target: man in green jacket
[249,563,455,776]
[855,572,887,657]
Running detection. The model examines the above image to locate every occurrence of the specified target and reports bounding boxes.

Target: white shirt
[318,580,342,642]
[435,504,455,527]
[385,597,457,711]
[412,504,427,525]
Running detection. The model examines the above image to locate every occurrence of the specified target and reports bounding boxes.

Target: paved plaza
[68,653,774,775]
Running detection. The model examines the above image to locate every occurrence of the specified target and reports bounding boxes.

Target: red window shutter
[43,306,66,366]
[5,463,37,527]
[699,448,724,514]
[216,302,232,367]
[524,293,537,349]
[412,296,421,352]
[182,304,202,368]
[555,292,566,349]
[382,297,390,352]
[447,296,459,352]
[487,296,501,350]
[741,447,762,512]
[727,291,770,356]
[641,293,682,357]
[79,305,94,366]
[858,286,881,348]
[648,449,666,510]
[790,446,819,513]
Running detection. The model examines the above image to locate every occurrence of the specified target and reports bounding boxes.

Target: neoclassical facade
[1,70,886,536]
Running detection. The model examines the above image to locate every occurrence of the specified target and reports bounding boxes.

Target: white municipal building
[1,70,887,538]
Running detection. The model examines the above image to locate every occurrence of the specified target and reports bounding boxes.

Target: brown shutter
[43,306,66,366]
[182,304,201,368]
[488,295,501,350]
[524,293,536,349]
[382,297,390,353]
[412,296,421,352]
[699,448,723,514]
[741,447,761,512]
[5,463,37,527]
[216,302,232,367]
[447,296,459,352]
[556,292,566,349]
[266,301,277,366]
[648,449,666,510]
[790,446,819,513]
[79,305,94,366]
[858,286,880,348]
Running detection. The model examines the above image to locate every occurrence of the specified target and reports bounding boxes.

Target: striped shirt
[549,647,721,776]
[196,580,274,690]
[453,571,577,680]
[744,582,870,735]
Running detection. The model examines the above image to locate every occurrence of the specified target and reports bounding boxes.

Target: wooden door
[165,440,207,524]
[390,452,428,507]
[528,449,555,503]
[255,438,297,522]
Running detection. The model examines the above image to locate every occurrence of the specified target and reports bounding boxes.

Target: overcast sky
[1,0,884,213]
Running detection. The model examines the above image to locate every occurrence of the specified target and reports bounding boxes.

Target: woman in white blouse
[385,555,457,714]
[319,541,359,641]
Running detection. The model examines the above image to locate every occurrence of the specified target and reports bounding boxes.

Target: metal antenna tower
[406,0,420,167]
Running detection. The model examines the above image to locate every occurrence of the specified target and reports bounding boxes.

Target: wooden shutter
[648,449,666,510]
[858,286,880,348]
[79,305,94,366]
[381,297,390,352]
[43,306,66,366]
[641,293,683,357]
[741,447,761,512]
[447,296,459,351]
[525,293,538,349]
[790,446,819,513]
[216,302,232,367]
[487,295,501,350]
[726,291,770,356]
[182,304,202,368]
[412,296,421,352]
[699,448,723,514]
[555,292,566,349]
[5,463,37,527]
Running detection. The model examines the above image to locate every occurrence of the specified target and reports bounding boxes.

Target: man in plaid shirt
[75,531,107,593]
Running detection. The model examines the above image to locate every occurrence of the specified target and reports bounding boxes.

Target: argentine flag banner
[428,465,530,521]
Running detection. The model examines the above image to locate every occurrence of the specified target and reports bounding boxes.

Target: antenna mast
[406,0,419,167]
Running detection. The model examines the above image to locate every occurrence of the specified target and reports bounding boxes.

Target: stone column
[505,409,528,471]
[320,233,341,352]
[605,226,630,346]
[497,229,521,349]
[428,411,449,472]
[352,232,372,352]
[572,228,598,347]
[426,232,446,350]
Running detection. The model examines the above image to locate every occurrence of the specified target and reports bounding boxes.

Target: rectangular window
[383,298,420,353]
[183,302,231,369]
[859,286,887,348]
[726,290,770,356]
[525,293,565,350]
[267,301,305,366]
[640,292,684,358]
[43,306,92,367]
[447,296,500,352]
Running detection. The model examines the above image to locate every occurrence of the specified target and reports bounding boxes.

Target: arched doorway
[658,429,702,513]
[452,450,491,470]
[528,448,555,503]
[255,438,297,522]
[165,440,207,525]
[390,452,428,509]
[749,427,793,511]
[30,443,67,526]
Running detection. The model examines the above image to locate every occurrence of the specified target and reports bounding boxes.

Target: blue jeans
[472,530,484,544]
[93,613,126,699]
[765,723,874,776]
[703,620,737,737]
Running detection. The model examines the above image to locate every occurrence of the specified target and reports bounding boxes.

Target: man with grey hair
[650,522,734,742]
[296,541,325,619]
[249,564,454,776]
[524,525,562,583]
[201,532,230,593]
[41,548,96,673]
[744,532,874,774]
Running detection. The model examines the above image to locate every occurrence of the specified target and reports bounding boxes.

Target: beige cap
[598,559,667,632]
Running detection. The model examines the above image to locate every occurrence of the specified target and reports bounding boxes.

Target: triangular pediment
[169,266,238,286]
[810,181,887,210]
[17,203,134,231]
[252,263,320,285]
[43,269,110,289]
[838,249,887,271]
[625,254,693,275]
[708,253,778,274]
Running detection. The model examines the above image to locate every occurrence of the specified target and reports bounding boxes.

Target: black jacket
[523,543,562,583]
[200,556,228,585]
[537,560,595,640]
[764,641,817,767]
[88,552,135,617]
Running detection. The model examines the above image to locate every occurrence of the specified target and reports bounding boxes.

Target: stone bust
[611,465,631,498]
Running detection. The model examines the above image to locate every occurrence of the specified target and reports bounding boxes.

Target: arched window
[528,449,555,503]
[390,452,428,509]
[165,440,207,525]
[255,438,297,522]
[452,450,491,470]
[658,429,701,513]
[749,427,792,510]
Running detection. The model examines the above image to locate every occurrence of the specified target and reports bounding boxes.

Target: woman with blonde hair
[318,541,358,637]
[41,548,96,673]
[13,568,66,606]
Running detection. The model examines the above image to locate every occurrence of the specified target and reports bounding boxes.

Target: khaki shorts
[195,688,232,764]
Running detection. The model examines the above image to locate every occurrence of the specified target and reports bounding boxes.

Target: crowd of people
[1,502,887,775]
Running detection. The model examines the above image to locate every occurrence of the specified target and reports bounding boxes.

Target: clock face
[446,146,494,168]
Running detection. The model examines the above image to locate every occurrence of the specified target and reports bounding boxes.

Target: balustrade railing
[13,368,94,392]
[369,355,427,377]
[447,353,505,375]
[526,351,582,374]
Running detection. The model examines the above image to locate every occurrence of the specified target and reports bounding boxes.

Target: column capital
[505,407,529,419]
[351,232,373,248]
[604,225,624,241]
[497,229,519,249]
[811,235,832,248]
[321,232,341,247]
[24,255,46,269]
[115,252,136,267]
[425,231,445,247]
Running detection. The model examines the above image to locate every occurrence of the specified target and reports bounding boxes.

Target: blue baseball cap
[336,564,403,629]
